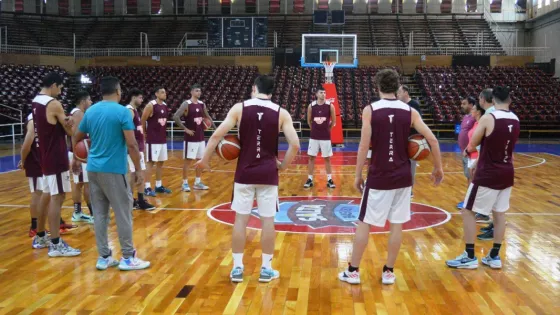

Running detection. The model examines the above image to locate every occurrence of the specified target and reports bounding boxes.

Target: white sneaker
[193,182,209,190]
[32,235,50,249]
[338,270,360,284]
[481,254,502,269]
[72,212,94,224]
[118,250,150,271]
[96,254,120,270]
[48,239,81,257]
[382,270,396,285]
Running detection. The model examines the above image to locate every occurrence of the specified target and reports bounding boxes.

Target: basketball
[203,117,212,130]
[216,135,240,160]
[73,139,91,162]
[408,134,431,161]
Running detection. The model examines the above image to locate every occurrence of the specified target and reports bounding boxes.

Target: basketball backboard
[301,34,358,68]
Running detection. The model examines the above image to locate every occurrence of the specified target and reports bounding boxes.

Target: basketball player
[339,69,443,285]
[195,75,300,283]
[19,113,48,238]
[31,72,81,257]
[68,90,94,224]
[397,85,422,198]
[324,57,335,84]
[446,86,519,270]
[141,87,171,196]
[173,84,215,192]
[304,86,336,189]
[127,88,155,210]
[456,96,476,209]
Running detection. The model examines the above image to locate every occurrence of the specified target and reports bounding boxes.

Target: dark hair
[316,86,325,92]
[129,88,143,98]
[100,76,120,96]
[479,88,493,103]
[374,69,400,94]
[41,72,64,88]
[74,90,90,104]
[190,84,202,91]
[400,85,410,94]
[154,86,165,95]
[463,96,476,106]
[254,75,275,95]
[474,102,486,116]
[492,86,511,104]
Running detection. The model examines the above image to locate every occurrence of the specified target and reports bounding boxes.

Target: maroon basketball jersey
[234,98,280,186]
[24,113,43,178]
[183,100,205,142]
[366,99,412,190]
[126,104,145,152]
[473,110,520,190]
[310,101,331,141]
[146,100,168,144]
[31,94,69,175]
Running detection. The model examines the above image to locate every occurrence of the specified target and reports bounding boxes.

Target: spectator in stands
[456,96,476,209]
[397,85,422,198]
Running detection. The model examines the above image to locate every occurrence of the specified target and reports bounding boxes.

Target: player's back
[31,94,69,175]
[367,99,412,190]
[234,98,280,186]
[146,100,168,144]
[473,110,520,190]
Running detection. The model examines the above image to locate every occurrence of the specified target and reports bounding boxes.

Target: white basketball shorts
[43,171,72,196]
[359,186,412,227]
[128,152,147,172]
[367,149,372,159]
[463,183,512,215]
[147,143,168,162]
[307,139,333,157]
[231,183,279,218]
[184,141,206,160]
[28,176,45,193]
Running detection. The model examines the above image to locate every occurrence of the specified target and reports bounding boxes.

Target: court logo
[207,196,450,234]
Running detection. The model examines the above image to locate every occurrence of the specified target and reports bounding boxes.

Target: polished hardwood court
[0,149,558,314]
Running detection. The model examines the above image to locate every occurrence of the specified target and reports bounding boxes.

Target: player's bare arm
[203,104,217,129]
[49,100,73,136]
[124,130,143,186]
[196,103,242,170]
[411,108,444,185]
[279,109,300,170]
[330,104,336,128]
[71,129,87,174]
[467,114,492,153]
[140,102,153,136]
[307,104,312,129]
[173,101,194,135]
[19,119,35,169]
[354,105,372,192]
[72,109,84,134]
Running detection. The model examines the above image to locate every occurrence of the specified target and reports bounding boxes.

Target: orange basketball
[216,135,240,160]
[203,117,212,130]
[74,139,91,162]
[408,134,431,161]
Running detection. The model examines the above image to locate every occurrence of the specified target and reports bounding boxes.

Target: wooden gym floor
[0,144,558,314]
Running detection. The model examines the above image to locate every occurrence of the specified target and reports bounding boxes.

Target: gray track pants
[88,172,134,258]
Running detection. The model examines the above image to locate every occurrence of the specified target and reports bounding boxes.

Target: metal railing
[357,46,549,57]
[0,123,24,151]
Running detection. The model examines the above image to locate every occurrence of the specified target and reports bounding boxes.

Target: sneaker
[475,213,492,223]
[144,187,156,197]
[230,266,244,283]
[72,212,94,224]
[338,269,360,284]
[446,251,478,269]
[259,267,280,283]
[382,270,396,285]
[59,227,69,235]
[303,178,314,188]
[457,201,464,209]
[118,250,150,271]
[29,228,37,237]
[326,179,336,188]
[155,186,172,194]
[137,200,156,211]
[32,235,50,249]
[481,254,502,269]
[48,239,81,257]
[477,229,494,241]
[193,182,209,190]
[480,223,494,232]
[96,253,120,270]
[133,199,139,209]
[60,223,78,230]
[182,183,191,192]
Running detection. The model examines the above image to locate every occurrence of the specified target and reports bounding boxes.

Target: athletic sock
[489,243,502,259]
[37,231,46,237]
[232,253,244,268]
[308,175,313,181]
[137,193,144,202]
[74,202,81,214]
[156,180,162,187]
[183,179,188,185]
[383,265,394,273]
[51,237,60,245]
[466,243,475,259]
[31,218,37,230]
[327,174,332,181]
[195,177,201,184]
[145,182,151,189]
[262,253,273,269]
[87,203,93,216]
[348,264,359,272]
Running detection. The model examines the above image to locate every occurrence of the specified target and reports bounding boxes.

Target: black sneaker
[477,229,494,241]
[480,223,494,232]
[475,213,492,223]
[133,199,139,209]
[326,179,336,188]
[303,179,314,188]
[155,186,172,194]
[138,200,156,211]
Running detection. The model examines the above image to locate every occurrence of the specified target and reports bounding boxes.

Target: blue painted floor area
[2,141,559,174]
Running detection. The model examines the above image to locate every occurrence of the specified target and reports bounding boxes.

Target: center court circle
[207,196,451,234]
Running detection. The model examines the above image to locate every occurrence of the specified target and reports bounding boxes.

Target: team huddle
[19,69,520,283]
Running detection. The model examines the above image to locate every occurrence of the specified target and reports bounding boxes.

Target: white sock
[195,177,201,184]
[145,182,151,189]
[156,180,162,187]
[327,174,332,181]
[183,179,188,185]
[308,175,313,180]
[262,253,273,269]
[232,253,244,268]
